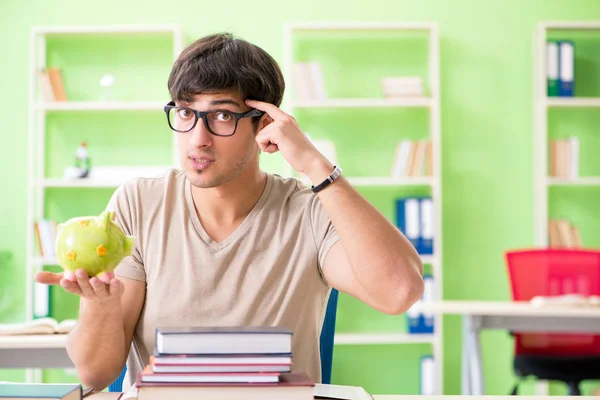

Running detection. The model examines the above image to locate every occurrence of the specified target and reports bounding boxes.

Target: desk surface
[2,300,600,350]
[0,333,68,349]
[87,393,600,400]
[416,300,600,318]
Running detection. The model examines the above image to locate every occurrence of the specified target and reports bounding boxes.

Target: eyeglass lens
[168,107,238,136]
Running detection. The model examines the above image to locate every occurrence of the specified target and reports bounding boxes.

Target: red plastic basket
[505,249,600,356]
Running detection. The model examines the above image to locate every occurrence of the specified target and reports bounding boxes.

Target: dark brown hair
[167,32,285,108]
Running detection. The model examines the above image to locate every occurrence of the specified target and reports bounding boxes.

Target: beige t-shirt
[105,168,339,390]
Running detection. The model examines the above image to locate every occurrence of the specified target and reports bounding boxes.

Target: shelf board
[40,178,126,188]
[546,97,600,108]
[34,101,166,111]
[297,176,434,187]
[34,25,181,35]
[540,22,600,31]
[547,177,600,186]
[290,97,432,108]
[420,255,436,264]
[288,21,436,31]
[348,176,434,186]
[334,333,434,345]
[33,257,59,266]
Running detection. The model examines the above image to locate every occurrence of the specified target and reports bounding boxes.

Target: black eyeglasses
[164,101,264,137]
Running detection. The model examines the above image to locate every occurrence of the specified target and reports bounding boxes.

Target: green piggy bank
[55,211,136,277]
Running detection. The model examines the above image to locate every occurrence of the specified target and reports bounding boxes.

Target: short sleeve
[309,193,340,284]
[105,182,146,282]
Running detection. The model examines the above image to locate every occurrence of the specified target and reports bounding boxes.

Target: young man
[35,32,424,392]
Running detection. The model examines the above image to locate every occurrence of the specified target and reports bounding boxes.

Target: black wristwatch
[311,165,342,193]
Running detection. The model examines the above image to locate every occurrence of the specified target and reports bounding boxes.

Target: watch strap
[311,165,342,193]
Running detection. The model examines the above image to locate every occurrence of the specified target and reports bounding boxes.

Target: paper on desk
[530,294,600,308]
[120,384,138,399]
[314,383,373,400]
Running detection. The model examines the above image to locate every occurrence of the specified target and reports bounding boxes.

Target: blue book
[0,383,81,399]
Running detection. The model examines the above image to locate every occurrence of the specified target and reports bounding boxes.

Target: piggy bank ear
[100,211,115,231]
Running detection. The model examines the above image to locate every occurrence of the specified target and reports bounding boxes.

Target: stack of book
[390,139,432,178]
[381,76,425,97]
[136,326,314,400]
[549,137,579,179]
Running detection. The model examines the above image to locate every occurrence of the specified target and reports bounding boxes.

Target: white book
[0,317,76,335]
[292,63,312,101]
[568,136,579,179]
[391,140,412,177]
[308,61,327,100]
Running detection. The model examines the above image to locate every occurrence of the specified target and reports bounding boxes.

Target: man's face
[172,91,262,189]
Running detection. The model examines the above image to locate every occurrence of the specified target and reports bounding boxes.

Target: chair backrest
[109,288,339,392]
[505,248,600,356]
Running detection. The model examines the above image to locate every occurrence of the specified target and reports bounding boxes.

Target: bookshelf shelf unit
[283,21,443,394]
[533,21,600,246]
[533,23,600,393]
[26,25,184,382]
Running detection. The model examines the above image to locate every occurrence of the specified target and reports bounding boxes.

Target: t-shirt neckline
[184,173,274,251]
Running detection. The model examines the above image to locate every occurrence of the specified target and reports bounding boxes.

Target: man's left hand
[245,99,332,181]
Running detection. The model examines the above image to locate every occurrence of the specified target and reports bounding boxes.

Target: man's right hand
[34,269,123,303]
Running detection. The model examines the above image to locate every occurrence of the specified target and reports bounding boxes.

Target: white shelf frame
[532,21,600,396]
[34,101,167,111]
[283,21,443,394]
[334,333,435,345]
[26,25,184,382]
[290,97,433,108]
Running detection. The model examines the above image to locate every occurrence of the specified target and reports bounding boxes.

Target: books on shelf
[38,68,68,102]
[0,317,76,335]
[546,40,574,97]
[381,76,425,98]
[137,326,314,400]
[390,139,432,178]
[549,137,579,179]
[419,355,436,395]
[406,274,435,334]
[292,61,327,102]
[548,218,582,248]
[34,219,57,258]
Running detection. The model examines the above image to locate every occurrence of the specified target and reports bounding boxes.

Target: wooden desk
[415,300,600,396]
[0,334,72,368]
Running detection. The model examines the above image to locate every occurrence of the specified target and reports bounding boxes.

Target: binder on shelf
[33,281,50,319]
[420,355,436,395]
[395,197,420,251]
[546,41,559,97]
[406,274,434,334]
[395,196,434,255]
[558,40,574,97]
[420,197,434,255]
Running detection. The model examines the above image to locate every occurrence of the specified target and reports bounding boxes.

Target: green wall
[2,0,600,395]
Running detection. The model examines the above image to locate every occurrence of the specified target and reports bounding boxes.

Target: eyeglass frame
[163,100,264,137]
